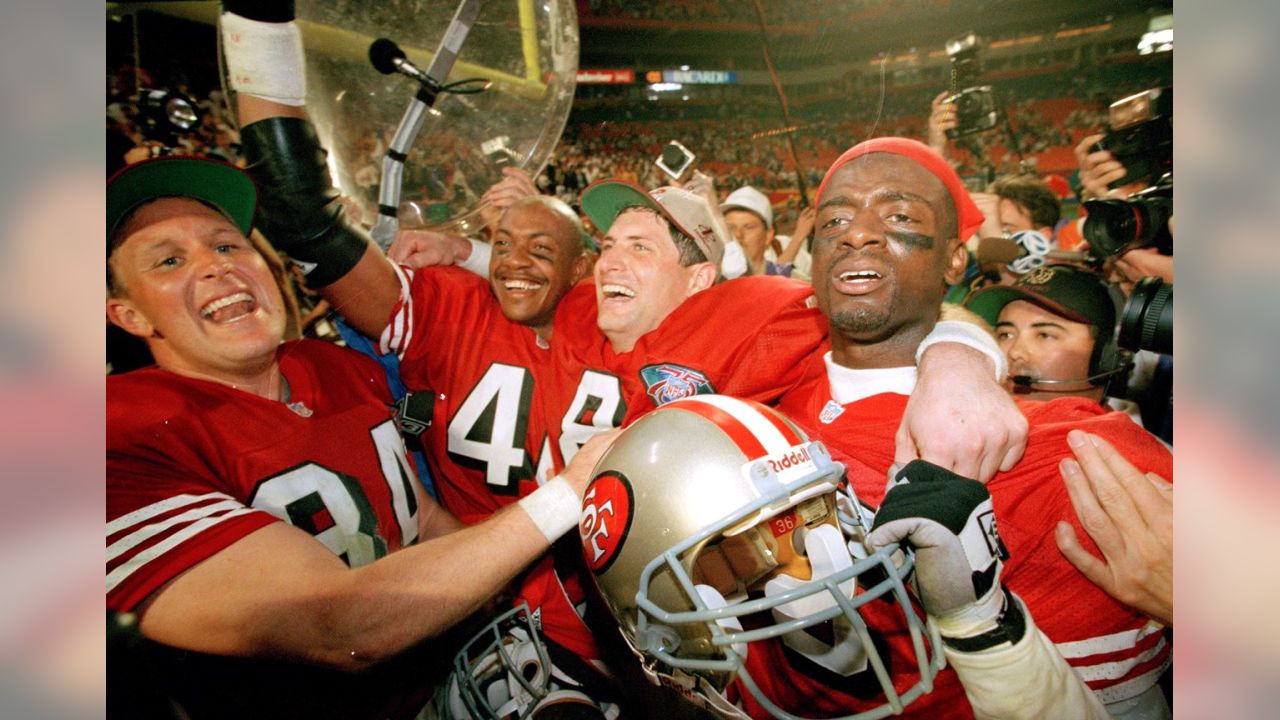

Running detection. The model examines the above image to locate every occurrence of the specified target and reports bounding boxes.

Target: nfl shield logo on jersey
[640,363,715,406]
[819,400,845,424]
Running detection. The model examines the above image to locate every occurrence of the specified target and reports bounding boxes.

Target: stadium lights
[1138,14,1172,55]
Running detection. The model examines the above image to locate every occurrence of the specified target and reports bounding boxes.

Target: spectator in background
[719,185,814,281]
[965,264,1139,418]
[987,174,1062,241]
[946,174,1065,304]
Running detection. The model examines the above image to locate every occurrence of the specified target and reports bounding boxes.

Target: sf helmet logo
[579,471,634,574]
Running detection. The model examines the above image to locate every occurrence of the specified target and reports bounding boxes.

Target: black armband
[942,587,1028,653]
[221,0,295,23]
[240,116,369,287]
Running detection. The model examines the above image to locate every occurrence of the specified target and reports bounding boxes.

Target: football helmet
[438,603,614,720]
[578,395,943,719]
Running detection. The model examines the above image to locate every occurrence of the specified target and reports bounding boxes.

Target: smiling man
[588,184,721,353]
[774,138,1172,718]
[104,156,613,719]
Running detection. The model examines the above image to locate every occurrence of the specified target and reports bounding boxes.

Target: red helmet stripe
[669,399,769,458]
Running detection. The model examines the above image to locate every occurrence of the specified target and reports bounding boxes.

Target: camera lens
[1118,276,1172,356]
[1082,194,1172,259]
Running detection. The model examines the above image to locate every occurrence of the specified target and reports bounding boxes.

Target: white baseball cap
[720,186,773,230]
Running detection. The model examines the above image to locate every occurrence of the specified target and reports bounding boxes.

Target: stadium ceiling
[107,1,1171,71]
[579,1,1171,69]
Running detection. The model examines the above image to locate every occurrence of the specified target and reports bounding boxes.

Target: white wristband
[936,583,1008,639]
[916,320,1007,382]
[517,476,581,543]
[459,238,492,278]
[220,13,308,106]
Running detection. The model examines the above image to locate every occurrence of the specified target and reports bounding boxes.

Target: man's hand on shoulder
[1055,430,1173,624]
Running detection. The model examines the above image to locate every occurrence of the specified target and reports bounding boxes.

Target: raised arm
[927,91,958,159]
[226,6,401,338]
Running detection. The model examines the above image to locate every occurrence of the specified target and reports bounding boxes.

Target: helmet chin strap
[763,524,869,676]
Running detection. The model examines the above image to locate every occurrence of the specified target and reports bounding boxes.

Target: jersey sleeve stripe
[1069,634,1168,682]
[107,499,244,563]
[105,507,262,594]
[1054,622,1163,658]
[106,492,236,536]
[1091,656,1171,705]
[379,263,416,360]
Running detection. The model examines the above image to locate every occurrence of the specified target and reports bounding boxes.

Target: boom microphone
[369,38,439,90]
[976,236,1026,265]
[1009,367,1125,391]
[975,234,1090,270]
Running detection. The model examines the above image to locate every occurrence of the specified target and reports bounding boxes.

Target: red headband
[814,137,985,242]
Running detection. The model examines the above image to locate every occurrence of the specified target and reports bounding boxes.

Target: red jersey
[106,339,432,720]
[107,339,420,612]
[545,275,827,469]
[381,265,560,525]
[381,265,604,663]
[771,360,1172,715]
[524,276,826,667]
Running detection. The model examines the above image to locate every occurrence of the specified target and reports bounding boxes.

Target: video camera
[943,33,1000,139]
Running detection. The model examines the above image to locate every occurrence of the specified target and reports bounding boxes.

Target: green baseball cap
[965,264,1116,332]
[107,156,258,256]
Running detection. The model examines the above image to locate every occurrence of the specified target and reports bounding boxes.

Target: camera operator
[1072,88,1174,291]
[1074,139,1173,288]
[965,263,1141,412]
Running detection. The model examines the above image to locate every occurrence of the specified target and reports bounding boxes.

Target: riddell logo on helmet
[766,447,812,476]
[579,471,635,574]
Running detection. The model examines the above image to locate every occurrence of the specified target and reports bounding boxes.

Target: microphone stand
[368,0,483,251]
